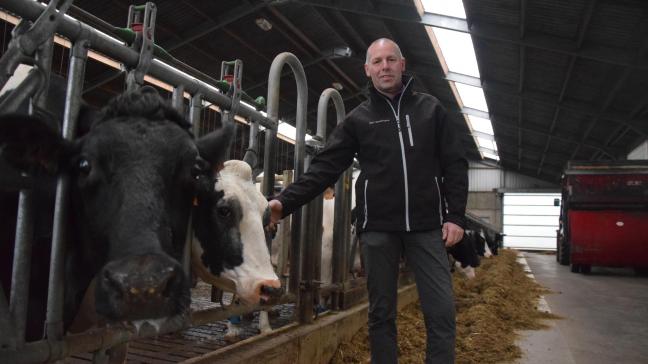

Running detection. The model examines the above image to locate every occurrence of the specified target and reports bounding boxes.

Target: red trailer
[556,160,648,274]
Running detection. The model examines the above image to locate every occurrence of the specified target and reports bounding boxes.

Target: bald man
[268,38,467,363]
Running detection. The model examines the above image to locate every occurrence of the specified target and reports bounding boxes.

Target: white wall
[503,193,560,250]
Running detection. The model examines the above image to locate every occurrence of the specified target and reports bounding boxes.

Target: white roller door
[503,192,560,250]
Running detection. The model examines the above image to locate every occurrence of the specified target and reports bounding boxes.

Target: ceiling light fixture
[255,17,272,31]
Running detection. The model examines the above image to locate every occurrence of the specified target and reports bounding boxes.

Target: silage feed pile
[332,249,559,364]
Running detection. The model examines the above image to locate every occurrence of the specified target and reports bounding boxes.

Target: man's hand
[442,222,464,247]
[266,199,283,234]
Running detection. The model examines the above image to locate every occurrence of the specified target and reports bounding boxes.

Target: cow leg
[224,315,243,342]
[257,310,272,334]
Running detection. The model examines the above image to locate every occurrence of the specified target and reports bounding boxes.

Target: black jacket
[277,76,468,232]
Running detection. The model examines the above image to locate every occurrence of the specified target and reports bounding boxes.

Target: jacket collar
[366,74,415,102]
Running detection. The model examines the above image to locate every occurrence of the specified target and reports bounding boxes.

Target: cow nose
[102,262,182,302]
[260,284,283,298]
[97,254,189,320]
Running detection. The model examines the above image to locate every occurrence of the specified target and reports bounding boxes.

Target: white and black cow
[0,81,235,341]
[447,230,481,279]
[191,159,282,340]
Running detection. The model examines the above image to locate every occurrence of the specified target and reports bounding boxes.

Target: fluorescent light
[455,83,489,112]
[421,0,466,19]
[431,27,479,78]
[468,115,494,135]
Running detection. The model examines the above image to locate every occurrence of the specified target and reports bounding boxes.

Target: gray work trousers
[361,230,455,364]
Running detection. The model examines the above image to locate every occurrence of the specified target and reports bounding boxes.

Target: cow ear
[0,113,74,174]
[196,122,235,168]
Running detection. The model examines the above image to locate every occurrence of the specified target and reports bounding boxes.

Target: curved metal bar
[316,89,350,310]
[264,53,308,318]
[263,52,308,195]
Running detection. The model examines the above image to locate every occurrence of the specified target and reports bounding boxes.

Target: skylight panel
[431,27,479,78]
[483,152,500,161]
[468,115,494,135]
[477,136,495,151]
[455,82,489,112]
[277,122,312,142]
[421,0,466,19]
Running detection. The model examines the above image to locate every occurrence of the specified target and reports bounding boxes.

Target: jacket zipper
[362,179,369,229]
[405,114,414,147]
[379,77,414,231]
[434,177,443,226]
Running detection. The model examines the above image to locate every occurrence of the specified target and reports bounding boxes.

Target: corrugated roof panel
[586,1,646,50]
[524,48,571,95]
[527,0,585,38]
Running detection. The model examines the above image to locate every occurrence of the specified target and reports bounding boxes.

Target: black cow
[447,230,480,279]
[0,83,235,340]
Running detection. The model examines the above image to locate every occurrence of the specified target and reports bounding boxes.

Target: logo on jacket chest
[368,119,390,125]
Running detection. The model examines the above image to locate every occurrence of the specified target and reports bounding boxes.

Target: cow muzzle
[95,254,190,321]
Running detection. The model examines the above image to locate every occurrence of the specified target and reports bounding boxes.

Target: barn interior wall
[467,191,502,230]
[467,160,560,231]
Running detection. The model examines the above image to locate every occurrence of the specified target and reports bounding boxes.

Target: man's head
[364,38,406,97]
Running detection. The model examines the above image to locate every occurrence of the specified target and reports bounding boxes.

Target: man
[268,38,468,363]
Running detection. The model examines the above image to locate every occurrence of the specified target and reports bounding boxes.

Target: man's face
[364,41,406,96]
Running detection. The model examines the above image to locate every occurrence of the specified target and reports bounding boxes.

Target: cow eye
[78,158,91,175]
[217,206,231,218]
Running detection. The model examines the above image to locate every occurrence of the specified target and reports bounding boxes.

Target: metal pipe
[190,93,203,136]
[0,68,43,113]
[0,0,276,129]
[171,84,185,115]
[0,292,296,364]
[8,31,57,349]
[46,39,89,342]
[10,190,34,347]
[316,89,349,310]
[264,53,308,304]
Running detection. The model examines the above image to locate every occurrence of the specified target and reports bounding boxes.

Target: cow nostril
[260,285,283,297]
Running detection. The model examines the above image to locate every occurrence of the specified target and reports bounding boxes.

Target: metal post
[46,39,89,342]
[171,84,185,115]
[264,53,308,309]
[9,31,56,348]
[316,89,348,310]
[190,93,203,136]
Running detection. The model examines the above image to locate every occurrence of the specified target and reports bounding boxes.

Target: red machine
[556,161,648,274]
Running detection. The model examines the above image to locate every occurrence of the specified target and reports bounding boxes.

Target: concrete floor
[515,252,648,364]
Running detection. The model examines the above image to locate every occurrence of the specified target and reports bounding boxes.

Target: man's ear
[0,113,73,174]
[364,63,370,77]
[401,57,406,72]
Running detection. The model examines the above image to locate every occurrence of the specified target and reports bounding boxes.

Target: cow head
[0,86,234,327]
[192,160,282,305]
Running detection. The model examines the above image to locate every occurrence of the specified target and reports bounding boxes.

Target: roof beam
[537,1,596,175]
[293,0,647,70]
[490,115,623,157]
[163,0,273,52]
[569,12,648,161]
